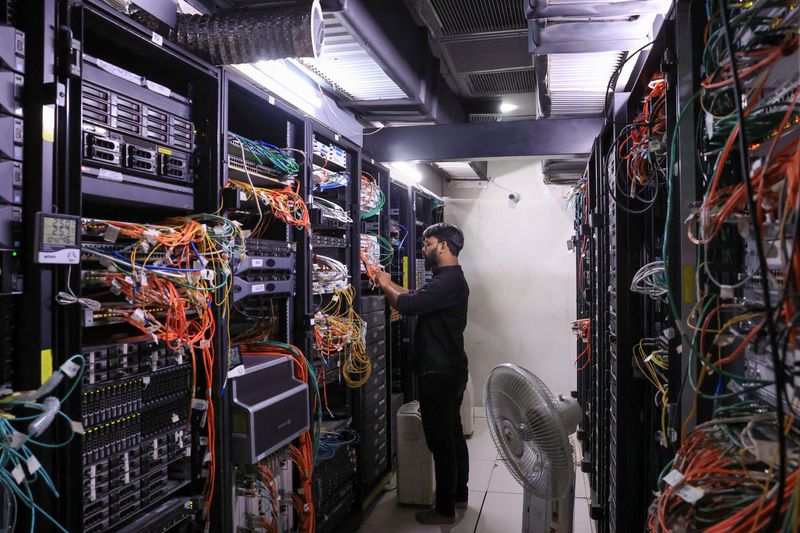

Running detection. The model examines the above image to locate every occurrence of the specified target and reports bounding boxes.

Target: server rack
[53,1,222,532]
[358,153,392,508]
[574,0,800,530]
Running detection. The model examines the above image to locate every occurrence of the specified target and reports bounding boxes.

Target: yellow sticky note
[41,349,53,384]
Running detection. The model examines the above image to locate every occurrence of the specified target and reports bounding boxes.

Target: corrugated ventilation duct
[173,1,324,65]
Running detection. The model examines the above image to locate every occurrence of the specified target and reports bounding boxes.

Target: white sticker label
[252,283,265,293]
[150,32,164,46]
[252,259,264,268]
[171,413,179,423]
[268,96,275,105]
[151,79,173,99]
[97,168,124,182]
[152,440,159,460]
[90,465,97,501]
[123,452,130,484]
[97,59,143,86]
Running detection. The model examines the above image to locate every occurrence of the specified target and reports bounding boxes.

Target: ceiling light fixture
[233,60,322,115]
[390,162,423,184]
[499,102,518,114]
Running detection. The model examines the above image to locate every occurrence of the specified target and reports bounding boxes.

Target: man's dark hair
[423,223,464,256]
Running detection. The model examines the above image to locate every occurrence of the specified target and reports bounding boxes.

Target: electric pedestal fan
[484,364,583,533]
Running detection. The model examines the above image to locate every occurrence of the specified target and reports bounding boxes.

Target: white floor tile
[475,491,523,533]
[573,497,595,533]
[487,460,523,494]
[468,459,496,492]
[362,490,484,533]
[467,418,498,460]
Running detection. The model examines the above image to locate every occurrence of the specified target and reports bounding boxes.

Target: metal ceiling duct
[542,159,587,185]
[173,0,324,65]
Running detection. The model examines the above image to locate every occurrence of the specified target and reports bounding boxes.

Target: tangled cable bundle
[229,132,301,176]
[360,172,385,218]
[648,407,800,532]
[0,355,86,533]
[650,2,800,530]
[360,234,394,282]
[313,167,349,190]
[618,78,667,190]
[313,287,371,388]
[310,196,352,224]
[80,215,246,520]
[228,179,311,235]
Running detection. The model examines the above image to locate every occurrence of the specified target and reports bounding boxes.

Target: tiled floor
[361,408,597,532]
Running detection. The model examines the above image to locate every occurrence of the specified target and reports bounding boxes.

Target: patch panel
[312,138,347,168]
[312,234,348,248]
[233,274,294,301]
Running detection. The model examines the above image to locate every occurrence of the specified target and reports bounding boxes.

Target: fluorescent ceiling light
[390,162,423,184]
[232,60,322,115]
[499,102,518,114]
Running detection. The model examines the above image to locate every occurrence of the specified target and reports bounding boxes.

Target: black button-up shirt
[396,265,469,377]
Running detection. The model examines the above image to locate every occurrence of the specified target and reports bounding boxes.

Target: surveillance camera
[508,192,521,203]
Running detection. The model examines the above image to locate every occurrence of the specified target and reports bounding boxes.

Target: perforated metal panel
[467,69,534,95]
[429,0,526,35]
[442,32,531,73]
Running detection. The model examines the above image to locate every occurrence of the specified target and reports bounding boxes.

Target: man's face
[422,237,442,269]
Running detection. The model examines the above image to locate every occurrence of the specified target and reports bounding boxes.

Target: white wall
[444,159,577,403]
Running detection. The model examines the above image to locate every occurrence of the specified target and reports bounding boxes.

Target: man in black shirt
[373,223,470,525]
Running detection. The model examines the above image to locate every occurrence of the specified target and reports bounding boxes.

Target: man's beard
[424,249,437,269]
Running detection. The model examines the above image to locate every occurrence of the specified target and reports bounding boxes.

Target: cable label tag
[61,359,81,378]
[191,398,208,411]
[171,413,179,423]
[70,420,85,435]
[104,225,120,243]
[11,464,24,484]
[10,431,27,449]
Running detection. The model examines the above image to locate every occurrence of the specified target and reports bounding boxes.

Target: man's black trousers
[419,372,469,517]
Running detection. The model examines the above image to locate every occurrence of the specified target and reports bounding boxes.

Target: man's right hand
[373,271,391,289]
